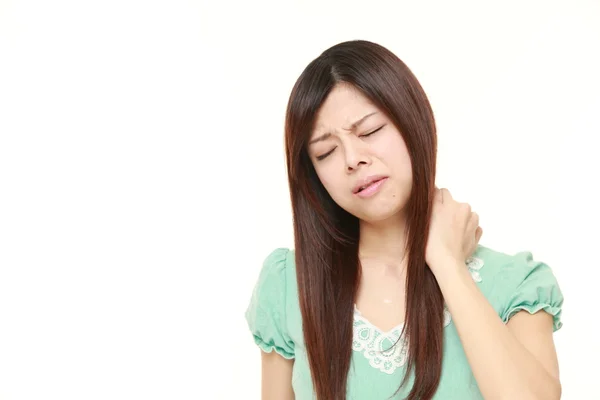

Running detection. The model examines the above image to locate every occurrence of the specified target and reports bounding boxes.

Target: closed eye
[315,125,385,161]
[316,147,336,161]
[360,124,385,138]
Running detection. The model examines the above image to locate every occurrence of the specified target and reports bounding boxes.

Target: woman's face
[307,83,413,223]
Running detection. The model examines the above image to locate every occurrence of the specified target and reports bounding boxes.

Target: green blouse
[244,245,564,399]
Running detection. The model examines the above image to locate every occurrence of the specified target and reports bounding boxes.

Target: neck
[358,212,408,275]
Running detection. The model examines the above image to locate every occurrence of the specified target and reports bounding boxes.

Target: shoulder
[471,244,558,287]
[253,248,296,291]
[248,248,295,303]
[259,247,293,276]
[470,244,564,331]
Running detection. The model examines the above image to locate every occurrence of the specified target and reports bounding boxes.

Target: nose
[344,139,371,173]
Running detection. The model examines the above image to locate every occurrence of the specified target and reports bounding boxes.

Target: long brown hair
[284,40,443,400]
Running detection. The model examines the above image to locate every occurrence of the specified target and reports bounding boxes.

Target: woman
[244,40,563,400]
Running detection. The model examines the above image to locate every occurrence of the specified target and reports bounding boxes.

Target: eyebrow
[308,111,378,145]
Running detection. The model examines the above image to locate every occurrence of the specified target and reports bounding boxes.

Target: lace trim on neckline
[352,256,484,374]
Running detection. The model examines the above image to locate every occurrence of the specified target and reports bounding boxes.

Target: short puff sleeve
[500,251,564,332]
[244,248,295,359]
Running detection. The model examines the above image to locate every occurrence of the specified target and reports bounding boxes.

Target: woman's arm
[436,263,561,400]
[261,351,295,400]
[425,188,561,399]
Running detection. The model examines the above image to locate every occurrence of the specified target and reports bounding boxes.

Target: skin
[261,83,561,399]
[310,83,414,332]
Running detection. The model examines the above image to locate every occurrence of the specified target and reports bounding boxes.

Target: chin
[353,205,404,224]
[359,212,398,224]
[349,195,408,224]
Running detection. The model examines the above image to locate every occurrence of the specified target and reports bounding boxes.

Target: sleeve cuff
[253,335,295,359]
[503,303,563,332]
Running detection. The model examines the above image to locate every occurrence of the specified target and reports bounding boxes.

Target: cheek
[314,166,348,201]
[377,135,412,172]
[314,166,334,191]
[313,165,328,186]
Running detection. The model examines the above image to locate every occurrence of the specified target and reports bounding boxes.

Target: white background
[0,0,598,399]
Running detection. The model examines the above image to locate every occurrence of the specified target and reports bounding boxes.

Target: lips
[357,180,381,192]
[352,175,388,194]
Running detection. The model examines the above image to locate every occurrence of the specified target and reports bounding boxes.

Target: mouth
[353,176,388,194]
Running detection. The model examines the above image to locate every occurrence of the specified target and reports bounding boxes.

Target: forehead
[313,84,379,132]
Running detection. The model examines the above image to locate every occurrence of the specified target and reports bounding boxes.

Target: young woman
[245,40,563,400]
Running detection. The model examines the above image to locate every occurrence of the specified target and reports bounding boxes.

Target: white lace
[466,256,484,282]
[352,257,484,374]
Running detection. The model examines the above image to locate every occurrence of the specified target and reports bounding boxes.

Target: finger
[464,211,478,239]
[439,188,453,204]
[468,226,483,258]
[460,203,472,216]
[475,226,483,242]
[434,187,443,203]
[469,211,479,231]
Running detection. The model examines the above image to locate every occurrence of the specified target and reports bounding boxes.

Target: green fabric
[244,245,564,399]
